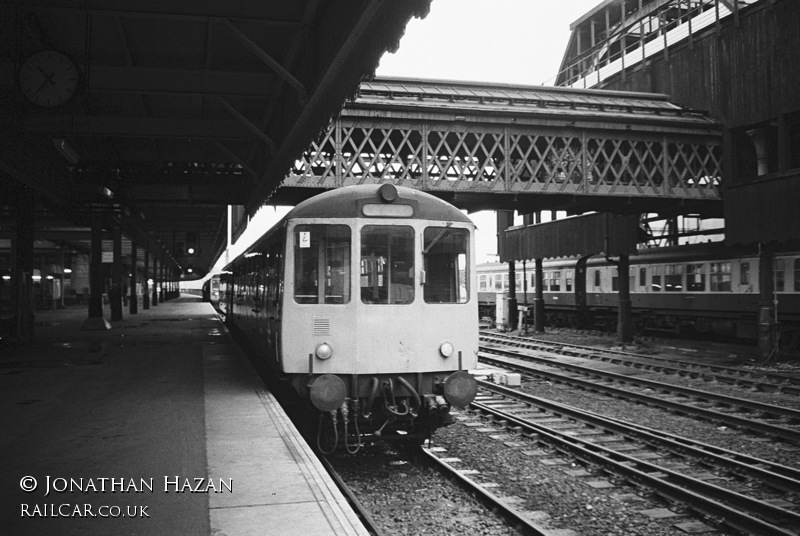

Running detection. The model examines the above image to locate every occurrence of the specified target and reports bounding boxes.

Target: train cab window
[665,264,682,292]
[775,259,785,292]
[423,226,469,303]
[710,262,731,292]
[361,226,414,304]
[651,265,662,292]
[294,225,351,304]
[686,264,706,291]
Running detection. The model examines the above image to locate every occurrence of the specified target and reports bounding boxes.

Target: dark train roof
[286,184,473,223]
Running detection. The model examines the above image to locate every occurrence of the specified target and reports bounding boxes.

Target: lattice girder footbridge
[278,77,722,217]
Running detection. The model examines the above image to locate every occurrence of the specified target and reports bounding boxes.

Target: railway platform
[0,295,368,536]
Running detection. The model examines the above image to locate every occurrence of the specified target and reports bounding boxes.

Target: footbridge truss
[277,77,723,217]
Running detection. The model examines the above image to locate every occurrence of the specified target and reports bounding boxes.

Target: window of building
[493,274,503,291]
[294,225,351,304]
[423,226,469,303]
[686,264,705,291]
[361,225,414,304]
[710,262,732,292]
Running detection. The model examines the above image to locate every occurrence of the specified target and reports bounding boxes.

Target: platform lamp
[52,138,80,164]
[186,232,197,256]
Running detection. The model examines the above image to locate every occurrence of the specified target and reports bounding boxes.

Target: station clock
[18,50,80,107]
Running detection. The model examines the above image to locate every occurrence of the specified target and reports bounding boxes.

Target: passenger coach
[217,184,478,450]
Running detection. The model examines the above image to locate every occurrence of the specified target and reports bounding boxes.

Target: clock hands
[32,67,56,97]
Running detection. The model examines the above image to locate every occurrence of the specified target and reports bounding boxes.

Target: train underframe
[291,370,477,453]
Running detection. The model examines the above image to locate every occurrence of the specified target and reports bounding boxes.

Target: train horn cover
[309,374,347,412]
[443,371,478,408]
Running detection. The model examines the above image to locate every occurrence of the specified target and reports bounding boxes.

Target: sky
[215,1,600,273]
[375,0,600,263]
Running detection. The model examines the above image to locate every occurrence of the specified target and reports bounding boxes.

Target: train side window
[611,267,619,292]
[423,226,469,303]
[550,271,561,292]
[639,267,646,288]
[665,264,682,292]
[686,264,706,291]
[361,225,414,304]
[775,259,785,292]
[710,262,731,292]
[565,270,573,292]
[651,265,662,292]
[294,224,351,305]
[740,262,750,286]
[593,269,601,288]
[795,259,800,291]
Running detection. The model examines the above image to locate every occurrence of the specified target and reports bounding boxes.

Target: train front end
[282,184,478,450]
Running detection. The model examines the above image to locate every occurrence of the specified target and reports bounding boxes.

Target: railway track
[480,331,800,395]
[324,444,524,535]
[477,344,800,443]
[319,455,385,536]
[421,447,556,536]
[465,382,800,536]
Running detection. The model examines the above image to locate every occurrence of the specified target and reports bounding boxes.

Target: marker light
[439,341,454,358]
[315,342,333,360]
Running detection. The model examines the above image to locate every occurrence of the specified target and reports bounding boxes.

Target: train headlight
[439,341,454,358]
[315,342,333,360]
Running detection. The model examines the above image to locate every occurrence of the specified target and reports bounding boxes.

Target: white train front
[215,184,478,450]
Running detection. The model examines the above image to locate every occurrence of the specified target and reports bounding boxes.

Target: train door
[575,254,592,328]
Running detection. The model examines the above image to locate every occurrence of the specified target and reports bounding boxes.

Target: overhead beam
[214,96,276,150]
[222,18,308,102]
[86,65,276,97]
[22,116,256,139]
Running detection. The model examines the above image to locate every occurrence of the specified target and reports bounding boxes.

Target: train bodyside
[222,184,479,448]
[478,245,800,344]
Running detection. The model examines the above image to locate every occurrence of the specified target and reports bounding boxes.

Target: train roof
[285,184,473,224]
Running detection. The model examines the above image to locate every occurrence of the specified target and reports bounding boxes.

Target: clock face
[19,50,80,107]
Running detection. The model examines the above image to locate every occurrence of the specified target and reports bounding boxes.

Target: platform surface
[0,296,368,536]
